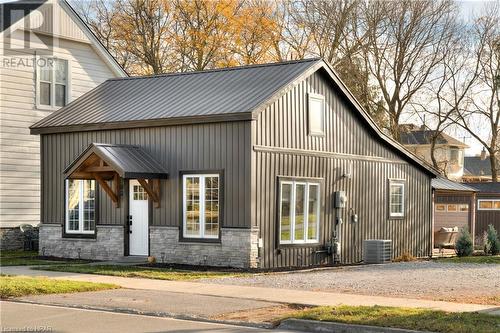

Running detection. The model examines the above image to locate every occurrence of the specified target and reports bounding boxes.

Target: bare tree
[453,3,500,181]
[411,24,483,176]
[361,0,457,139]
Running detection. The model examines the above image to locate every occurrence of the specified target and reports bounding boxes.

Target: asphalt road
[0,301,296,333]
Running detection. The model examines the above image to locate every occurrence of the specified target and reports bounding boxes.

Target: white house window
[279,179,320,244]
[65,179,96,234]
[478,199,500,210]
[389,180,405,218]
[37,57,69,108]
[182,174,220,239]
[308,93,325,136]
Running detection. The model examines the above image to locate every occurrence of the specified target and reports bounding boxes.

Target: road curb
[278,319,435,333]
[5,299,275,330]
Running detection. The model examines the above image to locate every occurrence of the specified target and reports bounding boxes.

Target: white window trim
[65,179,95,235]
[308,92,325,136]
[182,174,220,239]
[389,180,405,218]
[279,180,321,245]
[35,55,72,110]
[477,199,500,211]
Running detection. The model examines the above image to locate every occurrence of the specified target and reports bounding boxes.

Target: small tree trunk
[490,152,498,182]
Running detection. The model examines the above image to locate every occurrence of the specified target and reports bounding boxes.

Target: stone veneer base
[39,224,124,261]
[150,227,259,268]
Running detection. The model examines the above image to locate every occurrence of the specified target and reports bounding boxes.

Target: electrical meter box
[334,191,347,208]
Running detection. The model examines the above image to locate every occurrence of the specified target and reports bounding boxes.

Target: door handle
[129,230,132,234]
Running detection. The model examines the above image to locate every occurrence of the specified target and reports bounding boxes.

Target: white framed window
[308,93,325,136]
[389,180,405,218]
[36,57,70,109]
[65,179,96,234]
[435,204,446,211]
[478,199,500,210]
[279,179,320,244]
[182,174,220,239]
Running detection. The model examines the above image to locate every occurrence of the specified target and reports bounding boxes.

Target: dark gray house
[31,59,436,268]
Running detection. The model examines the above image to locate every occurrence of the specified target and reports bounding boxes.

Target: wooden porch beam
[84,166,115,172]
[138,178,160,208]
[94,173,119,206]
[113,173,120,208]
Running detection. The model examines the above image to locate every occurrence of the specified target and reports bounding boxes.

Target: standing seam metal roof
[31,58,320,129]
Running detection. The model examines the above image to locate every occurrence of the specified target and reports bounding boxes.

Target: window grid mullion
[51,59,55,107]
[292,183,295,243]
[304,184,309,243]
[79,180,84,233]
[199,176,205,238]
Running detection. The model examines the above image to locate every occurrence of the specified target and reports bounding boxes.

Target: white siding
[0,4,119,228]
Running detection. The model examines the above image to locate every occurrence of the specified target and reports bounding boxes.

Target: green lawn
[286,305,500,333]
[0,250,89,266]
[38,264,247,281]
[0,275,119,298]
[436,255,500,264]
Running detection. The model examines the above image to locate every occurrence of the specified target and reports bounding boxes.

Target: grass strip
[435,255,500,264]
[286,305,500,333]
[0,275,119,298]
[37,264,247,281]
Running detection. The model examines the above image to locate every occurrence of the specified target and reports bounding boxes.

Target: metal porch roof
[64,143,168,179]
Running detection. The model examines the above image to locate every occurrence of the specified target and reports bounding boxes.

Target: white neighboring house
[0,0,127,249]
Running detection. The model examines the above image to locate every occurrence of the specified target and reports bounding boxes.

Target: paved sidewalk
[3,266,499,315]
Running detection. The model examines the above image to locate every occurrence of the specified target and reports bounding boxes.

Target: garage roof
[431,177,476,192]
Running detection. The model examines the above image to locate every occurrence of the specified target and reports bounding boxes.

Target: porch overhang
[64,143,168,207]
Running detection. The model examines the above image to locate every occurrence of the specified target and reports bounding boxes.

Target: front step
[93,256,149,266]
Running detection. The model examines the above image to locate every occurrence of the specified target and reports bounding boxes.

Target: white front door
[129,180,149,256]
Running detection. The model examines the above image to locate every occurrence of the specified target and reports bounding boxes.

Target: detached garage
[432,178,476,248]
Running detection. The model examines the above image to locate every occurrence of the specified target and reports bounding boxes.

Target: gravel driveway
[205,261,500,305]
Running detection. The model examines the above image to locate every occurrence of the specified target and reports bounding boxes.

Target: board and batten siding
[475,193,500,237]
[252,69,433,267]
[40,122,252,229]
[0,30,116,228]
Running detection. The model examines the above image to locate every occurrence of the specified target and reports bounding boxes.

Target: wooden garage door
[434,203,470,231]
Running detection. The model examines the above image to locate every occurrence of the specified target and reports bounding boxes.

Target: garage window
[478,200,500,210]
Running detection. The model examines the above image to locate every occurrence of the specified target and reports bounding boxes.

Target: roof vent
[363,240,392,264]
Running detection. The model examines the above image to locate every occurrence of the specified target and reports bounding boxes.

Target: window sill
[179,237,221,244]
[278,242,321,248]
[36,104,63,111]
[63,233,96,240]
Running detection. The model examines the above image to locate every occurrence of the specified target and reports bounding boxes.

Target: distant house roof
[399,129,468,148]
[464,156,493,177]
[31,58,438,176]
[432,177,476,192]
[465,182,500,194]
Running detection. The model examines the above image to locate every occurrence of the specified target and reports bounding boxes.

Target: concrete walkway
[3,266,499,315]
